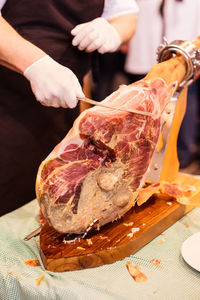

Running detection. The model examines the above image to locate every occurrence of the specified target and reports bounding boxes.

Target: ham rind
[36,79,176,234]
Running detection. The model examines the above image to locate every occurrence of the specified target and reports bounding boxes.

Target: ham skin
[36,79,176,234]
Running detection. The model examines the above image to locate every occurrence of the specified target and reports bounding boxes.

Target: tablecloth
[0,199,200,300]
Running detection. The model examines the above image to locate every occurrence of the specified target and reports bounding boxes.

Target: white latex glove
[24,55,84,108]
[71,17,121,54]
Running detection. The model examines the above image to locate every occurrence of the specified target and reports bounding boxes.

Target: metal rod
[24,226,41,241]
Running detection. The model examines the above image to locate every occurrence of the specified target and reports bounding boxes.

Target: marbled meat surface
[36,79,176,233]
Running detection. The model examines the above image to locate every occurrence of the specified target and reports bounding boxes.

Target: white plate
[181,232,200,272]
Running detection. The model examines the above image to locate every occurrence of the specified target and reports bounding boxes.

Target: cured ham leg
[36,79,176,233]
[36,37,200,234]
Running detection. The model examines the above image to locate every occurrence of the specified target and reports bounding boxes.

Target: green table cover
[0,199,200,300]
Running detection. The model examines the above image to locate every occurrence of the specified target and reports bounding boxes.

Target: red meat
[36,79,176,233]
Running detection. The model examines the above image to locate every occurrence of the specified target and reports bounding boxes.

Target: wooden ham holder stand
[40,38,200,272]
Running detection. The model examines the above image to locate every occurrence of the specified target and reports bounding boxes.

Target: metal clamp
[157,38,200,89]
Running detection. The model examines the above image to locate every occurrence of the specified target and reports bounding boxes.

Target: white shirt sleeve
[0,0,6,14]
[102,0,139,20]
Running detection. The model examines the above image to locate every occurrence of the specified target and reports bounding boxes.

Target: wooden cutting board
[40,172,200,272]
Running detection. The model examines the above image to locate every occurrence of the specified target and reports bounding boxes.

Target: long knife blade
[78,97,155,117]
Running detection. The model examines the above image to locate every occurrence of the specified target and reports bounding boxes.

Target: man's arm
[103,0,138,44]
[0,16,46,73]
[108,14,138,45]
[0,16,84,108]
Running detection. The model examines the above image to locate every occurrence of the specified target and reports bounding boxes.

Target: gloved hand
[24,55,84,108]
[71,17,121,54]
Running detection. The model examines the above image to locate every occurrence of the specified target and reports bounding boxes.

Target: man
[0,0,138,215]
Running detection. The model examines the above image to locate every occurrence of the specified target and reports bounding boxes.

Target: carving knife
[78,97,155,117]
[24,219,98,241]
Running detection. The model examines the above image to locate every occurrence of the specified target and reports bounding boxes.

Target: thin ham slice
[36,79,176,234]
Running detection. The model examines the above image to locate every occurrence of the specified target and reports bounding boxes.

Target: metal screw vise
[157,38,200,89]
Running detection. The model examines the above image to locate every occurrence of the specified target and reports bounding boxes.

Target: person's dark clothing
[0,0,104,215]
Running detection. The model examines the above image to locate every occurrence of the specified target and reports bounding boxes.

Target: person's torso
[125,0,163,74]
[125,0,200,74]
[1,0,104,82]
